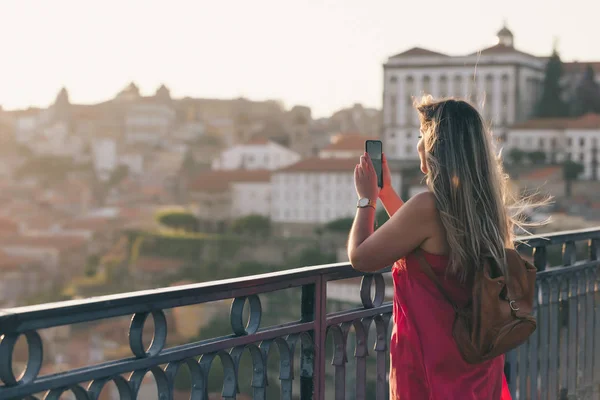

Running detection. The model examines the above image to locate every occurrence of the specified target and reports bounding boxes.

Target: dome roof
[497,26,513,37]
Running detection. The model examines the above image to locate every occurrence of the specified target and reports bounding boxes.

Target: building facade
[507,113,600,179]
[383,26,557,160]
[211,138,301,171]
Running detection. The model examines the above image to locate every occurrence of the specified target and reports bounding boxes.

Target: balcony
[0,228,599,400]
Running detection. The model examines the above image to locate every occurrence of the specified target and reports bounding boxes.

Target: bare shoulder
[402,191,437,218]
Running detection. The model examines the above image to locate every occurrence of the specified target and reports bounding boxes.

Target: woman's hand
[354,153,380,200]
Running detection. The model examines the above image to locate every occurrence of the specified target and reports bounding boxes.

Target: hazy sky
[0,0,597,117]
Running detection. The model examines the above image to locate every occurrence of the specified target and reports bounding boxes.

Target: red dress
[389,251,512,399]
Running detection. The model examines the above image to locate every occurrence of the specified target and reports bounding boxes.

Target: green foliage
[155,209,200,232]
[230,215,271,237]
[290,247,336,267]
[570,65,600,117]
[180,148,197,175]
[125,230,243,264]
[376,209,390,228]
[323,217,354,233]
[527,151,547,165]
[535,50,569,118]
[508,148,525,165]
[84,254,100,277]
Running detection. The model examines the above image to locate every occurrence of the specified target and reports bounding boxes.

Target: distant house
[188,169,272,225]
[211,138,300,171]
[508,113,600,179]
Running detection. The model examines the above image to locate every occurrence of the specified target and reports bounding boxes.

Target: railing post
[301,278,327,400]
[533,245,547,271]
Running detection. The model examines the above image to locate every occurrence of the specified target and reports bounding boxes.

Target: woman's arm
[380,187,404,217]
[348,191,436,272]
[379,153,404,217]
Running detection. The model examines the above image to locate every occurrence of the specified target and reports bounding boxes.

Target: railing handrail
[1,227,599,334]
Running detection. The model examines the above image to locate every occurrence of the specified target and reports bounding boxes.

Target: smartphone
[365,140,383,188]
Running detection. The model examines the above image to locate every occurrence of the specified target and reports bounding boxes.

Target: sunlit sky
[0,0,597,117]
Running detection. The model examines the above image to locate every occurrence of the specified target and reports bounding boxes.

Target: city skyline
[1,0,598,117]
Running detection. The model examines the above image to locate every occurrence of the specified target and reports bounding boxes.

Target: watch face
[358,198,369,207]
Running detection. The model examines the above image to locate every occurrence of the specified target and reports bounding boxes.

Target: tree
[527,151,547,165]
[107,165,128,188]
[323,217,354,233]
[570,65,600,117]
[376,209,390,228]
[535,50,569,118]
[84,255,100,277]
[155,209,200,232]
[508,148,526,165]
[180,148,197,176]
[562,160,584,198]
[230,215,271,237]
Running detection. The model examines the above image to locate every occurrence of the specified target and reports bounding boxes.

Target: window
[405,145,412,154]
[580,138,585,147]
[593,138,598,147]
[551,138,557,149]
[567,138,573,147]
[390,132,396,138]
[539,138,545,148]
[580,153,585,162]
[422,75,431,95]
[390,76,398,84]
[454,75,463,97]
[439,76,448,97]
[407,132,412,139]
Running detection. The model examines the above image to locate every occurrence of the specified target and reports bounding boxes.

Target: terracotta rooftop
[322,134,377,152]
[391,47,448,58]
[0,217,19,234]
[520,166,562,181]
[511,113,600,130]
[189,170,271,192]
[470,44,535,58]
[277,157,358,173]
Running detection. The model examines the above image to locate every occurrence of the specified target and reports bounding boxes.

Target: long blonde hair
[416,96,522,282]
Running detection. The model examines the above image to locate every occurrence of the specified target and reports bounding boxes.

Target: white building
[507,113,600,179]
[211,138,301,171]
[270,158,402,225]
[188,170,272,222]
[383,25,556,161]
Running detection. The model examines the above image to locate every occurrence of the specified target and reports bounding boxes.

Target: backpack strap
[414,249,459,311]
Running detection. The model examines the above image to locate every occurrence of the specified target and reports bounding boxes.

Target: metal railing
[0,227,598,400]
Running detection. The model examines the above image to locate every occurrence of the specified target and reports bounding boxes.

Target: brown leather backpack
[415,248,537,364]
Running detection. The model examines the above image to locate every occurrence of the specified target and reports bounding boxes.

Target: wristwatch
[357,198,376,209]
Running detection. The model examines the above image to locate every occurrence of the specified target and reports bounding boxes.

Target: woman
[348,97,514,399]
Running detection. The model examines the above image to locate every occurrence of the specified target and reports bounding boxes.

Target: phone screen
[366,140,383,188]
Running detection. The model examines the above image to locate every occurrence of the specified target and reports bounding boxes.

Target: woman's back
[390,250,511,399]
[347,97,523,399]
